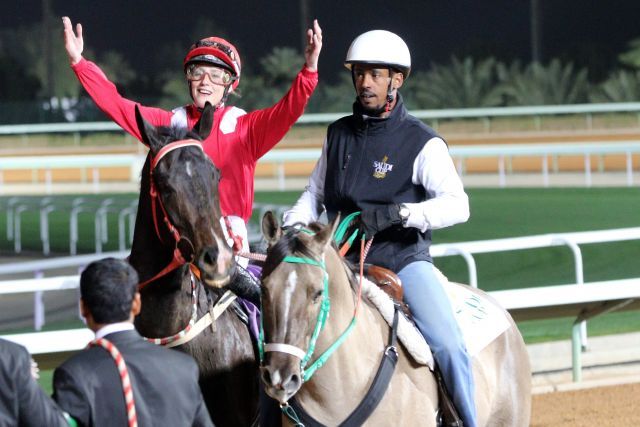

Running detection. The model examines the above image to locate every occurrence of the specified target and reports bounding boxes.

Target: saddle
[360,264,412,319]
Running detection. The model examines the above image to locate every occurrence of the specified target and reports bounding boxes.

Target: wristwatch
[398,203,410,226]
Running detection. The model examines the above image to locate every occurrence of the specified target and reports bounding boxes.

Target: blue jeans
[398,261,477,427]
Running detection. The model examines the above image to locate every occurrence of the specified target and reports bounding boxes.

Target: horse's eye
[312,289,323,304]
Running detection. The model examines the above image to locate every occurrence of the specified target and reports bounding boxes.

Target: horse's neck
[323,248,359,327]
[130,156,193,336]
[129,156,174,277]
[303,248,390,398]
[134,266,194,336]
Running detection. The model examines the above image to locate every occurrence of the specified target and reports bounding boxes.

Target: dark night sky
[3,1,640,83]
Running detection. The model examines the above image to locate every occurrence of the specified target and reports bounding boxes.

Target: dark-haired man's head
[79,258,140,331]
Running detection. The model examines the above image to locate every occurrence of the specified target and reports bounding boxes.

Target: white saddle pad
[436,270,511,357]
[362,268,511,366]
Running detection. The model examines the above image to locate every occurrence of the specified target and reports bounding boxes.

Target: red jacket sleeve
[239,66,318,160]
[71,58,173,142]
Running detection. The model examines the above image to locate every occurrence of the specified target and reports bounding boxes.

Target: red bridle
[138,139,205,290]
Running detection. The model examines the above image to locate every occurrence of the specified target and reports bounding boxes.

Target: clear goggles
[186,64,234,85]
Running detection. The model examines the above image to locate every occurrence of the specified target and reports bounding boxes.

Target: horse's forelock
[262,229,318,279]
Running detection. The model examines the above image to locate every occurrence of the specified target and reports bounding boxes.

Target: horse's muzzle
[260,357,302,404]
[197,244,234,288]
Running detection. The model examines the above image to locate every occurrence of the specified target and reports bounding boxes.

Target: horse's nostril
[202,247,219,266]
[288,374,301,390]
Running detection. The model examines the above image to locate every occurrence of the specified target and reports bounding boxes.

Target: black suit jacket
[0,338,67,427]
[53,329,213,427]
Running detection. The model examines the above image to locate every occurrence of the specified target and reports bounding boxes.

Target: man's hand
[304,19,322,72]
[360,204,402,239]
[62,16,84,65]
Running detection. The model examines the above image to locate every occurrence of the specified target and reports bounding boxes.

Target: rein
[138,139,203,290]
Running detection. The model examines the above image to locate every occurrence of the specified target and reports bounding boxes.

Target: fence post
[552,236,588,350]
[584,154,592,187]
[34,271,45,331]
[498,155,506,187]
[626,151,633,187]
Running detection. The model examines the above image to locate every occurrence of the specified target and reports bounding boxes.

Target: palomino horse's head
[135,104,234,288]
[259,211,340,404]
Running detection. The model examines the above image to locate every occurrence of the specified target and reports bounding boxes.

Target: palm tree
[590,70,640,102]
[618,38,640,69]
[500,59,589,105]
[403,56,504,109]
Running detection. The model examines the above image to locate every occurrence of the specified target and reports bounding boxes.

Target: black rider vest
[324,95,441,272]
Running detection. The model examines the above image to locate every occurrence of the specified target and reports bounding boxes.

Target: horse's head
[258,211,340,404]
[135,104,234,288]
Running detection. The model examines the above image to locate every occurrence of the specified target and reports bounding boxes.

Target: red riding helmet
[183,37,242,91]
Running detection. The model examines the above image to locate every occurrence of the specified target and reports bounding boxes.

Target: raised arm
[61,16,172,140]
[304,19,322,72]
[242,20,322,160]
[62,16,83,65]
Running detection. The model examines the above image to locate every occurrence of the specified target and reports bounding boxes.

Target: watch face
[400,207,410,218]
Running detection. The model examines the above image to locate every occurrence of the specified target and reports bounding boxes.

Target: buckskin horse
[259,212,531,426]
[129,105,258,427]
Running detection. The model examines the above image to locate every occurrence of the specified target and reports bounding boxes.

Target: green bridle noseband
[259,254,357,383]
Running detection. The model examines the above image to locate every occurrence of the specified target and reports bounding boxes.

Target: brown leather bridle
[138,139,205,290]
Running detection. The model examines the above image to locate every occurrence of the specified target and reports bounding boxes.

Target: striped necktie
[89,338,138,427]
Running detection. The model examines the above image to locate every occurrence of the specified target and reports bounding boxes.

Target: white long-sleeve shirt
[283,136,469,232]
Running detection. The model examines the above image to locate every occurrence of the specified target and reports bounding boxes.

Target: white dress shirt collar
[95,322,135,340]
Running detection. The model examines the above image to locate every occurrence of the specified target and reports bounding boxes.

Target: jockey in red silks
[62,16,323,259]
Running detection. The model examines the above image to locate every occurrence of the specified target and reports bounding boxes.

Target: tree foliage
[404,56,504,109]
[590,70,640,102]
[3,18,640,123]
[618,38,640,69]
[499,59,590,105]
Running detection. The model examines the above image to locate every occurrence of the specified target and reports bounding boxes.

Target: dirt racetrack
[531,382,640,426]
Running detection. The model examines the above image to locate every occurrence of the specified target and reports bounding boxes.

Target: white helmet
[345,30,411,78]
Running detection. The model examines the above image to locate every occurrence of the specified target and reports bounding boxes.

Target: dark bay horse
[129,105,258,427]
[259,212,531,426]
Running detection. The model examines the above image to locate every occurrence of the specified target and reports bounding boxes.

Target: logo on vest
[373,156,393,179]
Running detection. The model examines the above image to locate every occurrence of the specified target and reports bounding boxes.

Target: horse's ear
[135,105,160,152]
[193,102,214,140]
[261,211,282,246]
[313,214,340,251]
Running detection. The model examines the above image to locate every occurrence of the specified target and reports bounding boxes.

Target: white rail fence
[2,196,138,255]
[3,102,640,137]
[1,227,639,381]
[2,141,639,194]
[0,154,145,194]
[262,142,640,190]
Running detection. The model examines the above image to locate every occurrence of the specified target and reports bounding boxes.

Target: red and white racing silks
[72,59,318,247]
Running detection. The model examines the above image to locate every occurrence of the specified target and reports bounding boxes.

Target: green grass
[37,370,54,395]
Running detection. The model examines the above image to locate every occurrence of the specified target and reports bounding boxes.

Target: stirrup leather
[434,363,464,427]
